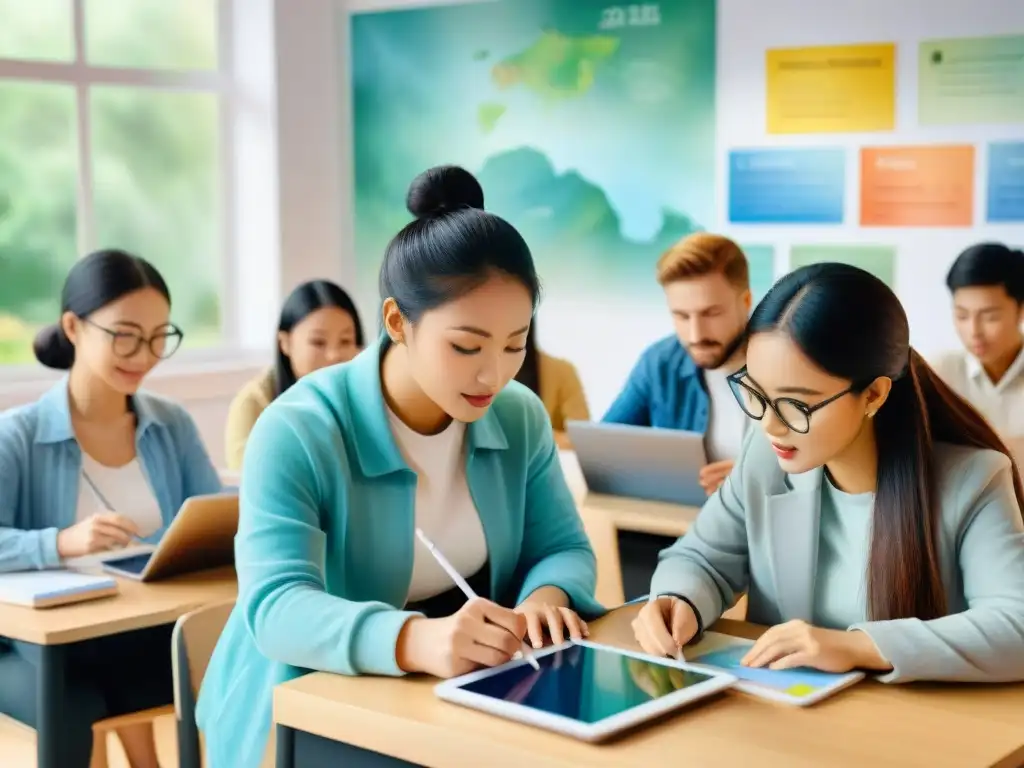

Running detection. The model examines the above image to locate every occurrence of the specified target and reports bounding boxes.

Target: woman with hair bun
[197,166,602,768]
[0,249,222,767]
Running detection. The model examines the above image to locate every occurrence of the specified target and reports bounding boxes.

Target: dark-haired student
[0,249,222,768]
[932,243,1024,465]
[224,279,365,469]
[514,317,590,449]
[197,165,602,768]
[634,263,1024,683]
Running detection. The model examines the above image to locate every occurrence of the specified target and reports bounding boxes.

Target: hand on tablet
[57,513,141,558]
[632,596,699,658]
[698,459,734,495]
[740,620,892,673]
[514,601,589,649]
[395,598,528,678]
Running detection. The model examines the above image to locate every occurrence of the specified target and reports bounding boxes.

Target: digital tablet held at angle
[685,632,865,706]
[100,493,239,582]
[434,641,736,742]
[565,421,708,506]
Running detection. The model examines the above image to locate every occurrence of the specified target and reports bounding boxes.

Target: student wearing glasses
[0,249,221,768]
[633,263,1024,683]
[197,166,601,768]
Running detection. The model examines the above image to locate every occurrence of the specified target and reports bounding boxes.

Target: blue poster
[987,142,1024,222]
[728,148,846,224]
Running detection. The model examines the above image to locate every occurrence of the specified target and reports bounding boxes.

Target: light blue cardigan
[0,379,222,573]
[197,339,603,768]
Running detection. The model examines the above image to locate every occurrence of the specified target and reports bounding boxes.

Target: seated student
[514,322,590,449]
[633,263,1024,683]
[603,234,752,495]
[932,243,1024,465]
[0,249,222,768]
[196,165,602,768]
[224,279,364,469]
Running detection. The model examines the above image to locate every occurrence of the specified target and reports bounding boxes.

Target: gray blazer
[651,429,1024,683]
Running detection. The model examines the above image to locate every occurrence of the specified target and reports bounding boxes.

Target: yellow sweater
[224,368,276,470]
[537,352,590,432]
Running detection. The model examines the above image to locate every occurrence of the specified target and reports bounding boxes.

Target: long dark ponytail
[750,263,1024,622]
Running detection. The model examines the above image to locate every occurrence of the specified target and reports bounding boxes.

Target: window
[0,0,231,366]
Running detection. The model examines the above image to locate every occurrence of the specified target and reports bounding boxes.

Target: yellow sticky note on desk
[785,683,819,698]
[766,43,895,134]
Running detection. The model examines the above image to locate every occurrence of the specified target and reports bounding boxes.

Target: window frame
[0,0,245,382]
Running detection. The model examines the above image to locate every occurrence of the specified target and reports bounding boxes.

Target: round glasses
[727,368,853,435]
[84,319,184,360]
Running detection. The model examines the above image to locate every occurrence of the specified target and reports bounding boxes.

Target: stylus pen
[81,471,142,544]
[81,470,115,511]
[415,528,541,671]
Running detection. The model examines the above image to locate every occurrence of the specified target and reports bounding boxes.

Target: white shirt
[703,367,749,463]
[931,347,1024,466]
[76,453,163,537]
[386,408,488,603]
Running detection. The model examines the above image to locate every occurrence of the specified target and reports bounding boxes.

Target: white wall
[717,0,1024,357]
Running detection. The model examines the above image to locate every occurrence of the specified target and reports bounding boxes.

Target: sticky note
[766,43,895,134]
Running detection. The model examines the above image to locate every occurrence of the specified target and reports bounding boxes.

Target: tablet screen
[103,552,153,575]
[458,644,716,723]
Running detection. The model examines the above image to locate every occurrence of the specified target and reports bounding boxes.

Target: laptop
[566,421,709,506]
[95,493,239,582]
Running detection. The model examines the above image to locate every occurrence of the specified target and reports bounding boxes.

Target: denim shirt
[602,334,710,432]
[0,378,222,573]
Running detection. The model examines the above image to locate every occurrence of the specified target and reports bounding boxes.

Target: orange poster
[860,145,975,227]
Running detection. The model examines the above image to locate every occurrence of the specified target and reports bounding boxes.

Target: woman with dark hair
[633,263,1024,683]
[224,279,364,469]
[0,249,221,767]
[197,165,601,768]
[515,322,590,448]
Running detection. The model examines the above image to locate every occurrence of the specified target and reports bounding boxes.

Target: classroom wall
[338,0,1024,417]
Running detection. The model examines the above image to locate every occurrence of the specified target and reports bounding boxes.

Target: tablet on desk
[99,493,239,583]
[434,640,736,742]
[566,421,708,506]
[685,632,865,706]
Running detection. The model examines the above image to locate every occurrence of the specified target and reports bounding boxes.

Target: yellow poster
[766,43,896,134]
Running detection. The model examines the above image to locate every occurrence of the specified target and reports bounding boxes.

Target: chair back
[172,600,235,768]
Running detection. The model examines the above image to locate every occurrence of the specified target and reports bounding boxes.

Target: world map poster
[350,0,717,306]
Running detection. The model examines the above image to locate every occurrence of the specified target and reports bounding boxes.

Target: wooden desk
[577,492,698,607]
[273,603,1024,768]
[0,567,237,768]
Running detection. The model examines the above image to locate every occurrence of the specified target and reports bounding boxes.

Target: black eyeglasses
[726,367,854,435]
[83,318,184,360]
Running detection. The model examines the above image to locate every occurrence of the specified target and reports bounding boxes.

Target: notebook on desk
[0,570,119,609]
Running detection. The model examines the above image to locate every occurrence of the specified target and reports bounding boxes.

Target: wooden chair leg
[90,727,109,768]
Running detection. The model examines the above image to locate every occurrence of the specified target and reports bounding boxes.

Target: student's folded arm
[515,404,603,619]
[237,409,419,677]
[649,432,754,632]
[849,459,1024,684]
[0,422,60,573]
[601,357,652,426]
[174,407,223,498]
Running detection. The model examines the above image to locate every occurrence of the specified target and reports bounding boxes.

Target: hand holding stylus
[396,597,531,679]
